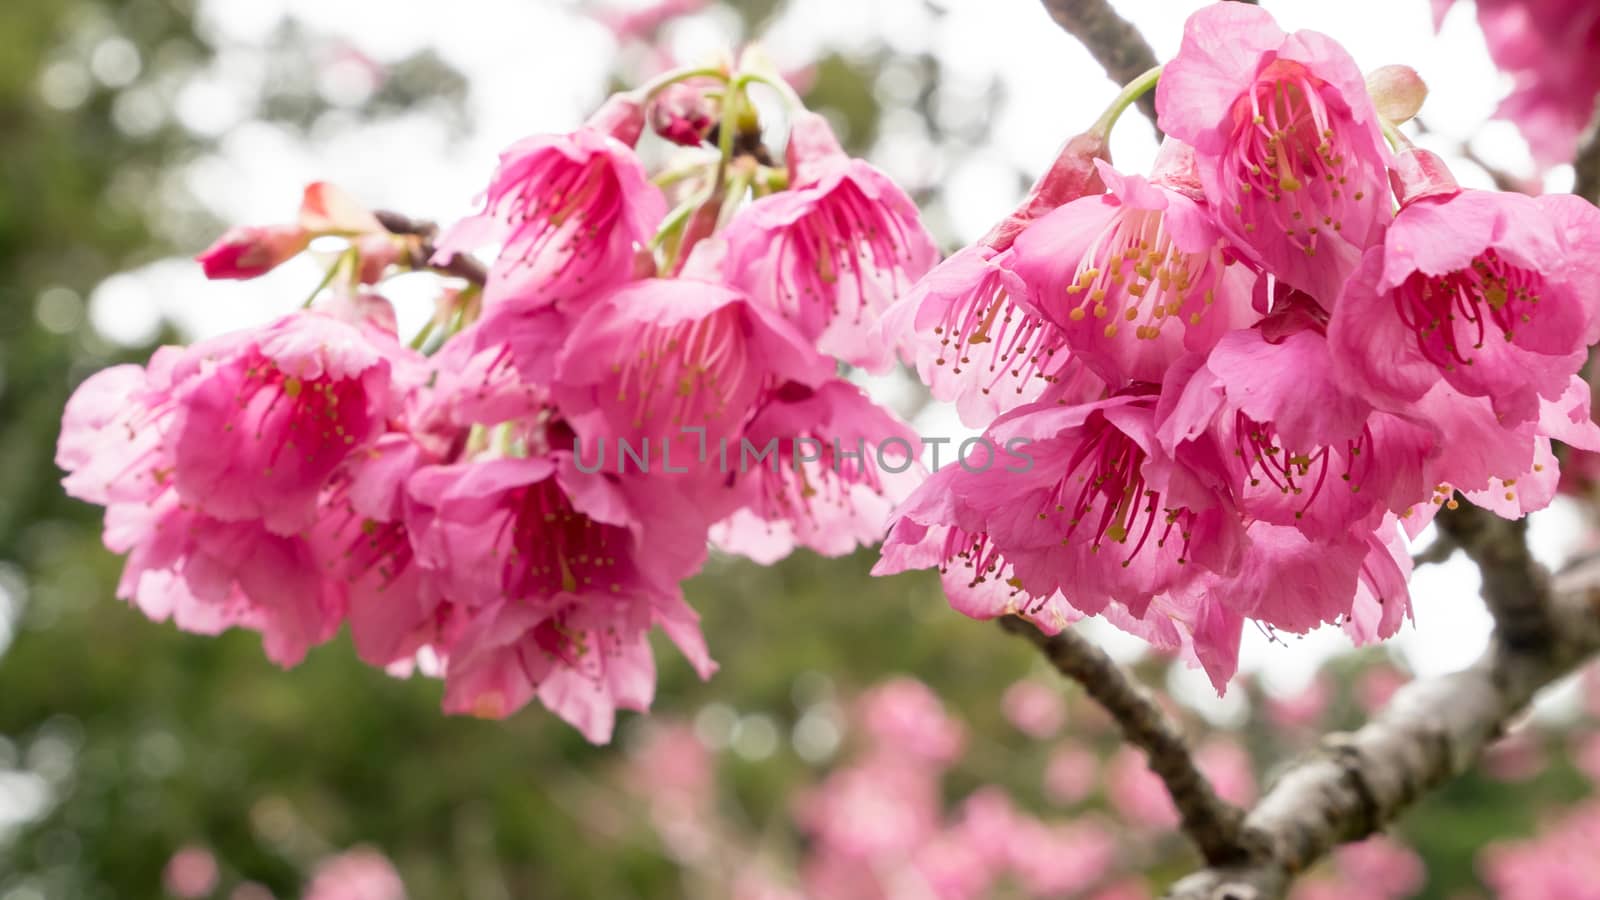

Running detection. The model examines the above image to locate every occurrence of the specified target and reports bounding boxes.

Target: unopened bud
[1366,65,1428,126]
[649,82,718,146]
[195,225,310,280]
[298,182,382,234]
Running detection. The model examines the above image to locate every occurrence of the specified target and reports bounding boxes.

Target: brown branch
[374,209,488,287]
[1574,98,1600,203]
[999,616,1249,865]
[1037,0,1162,132]
[1434,502,1553,651]
[1165,563,1600,899]
[1409,534,1456,568]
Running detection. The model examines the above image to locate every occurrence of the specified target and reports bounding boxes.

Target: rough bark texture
[999,617,1249,865]
[1164,559,1600,899]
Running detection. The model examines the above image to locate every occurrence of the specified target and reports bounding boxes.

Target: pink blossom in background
[1482,730,1546,783]
[303,848,407,900]
[1334,835,1426,899]
[1266,675,1333,731]
[1573,732,1600,781]
[1481,801,1600,900]
[1001,679,1066,740]
[726,111,938,373]
[1359,666,1410,713]
[1195,738,1257,807]
[795,756,941,859]
[1005,814,1119,897]
[1044,742,1100,805]
[1089,879,1155,900]
[163,845,220,899]
[855,677,966,767]
[596,0,708,44]
[626,723,717,862]
[1585,665,1600,719]
[1156,2,1391,304]
[1436,0,1600,167]
[1106,746,1179,830]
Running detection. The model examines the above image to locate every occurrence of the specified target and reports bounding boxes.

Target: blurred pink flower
[1006,814,1119,897]
[1481,801,1600,900]
[855,678,966,767]
[1044,742,1099,806]
[1482,731,1546,783]
[1266,675,1333,731]
[1106,747,1179,831]
[795,756,941,859]
[1001,679,1066,740]
[1358,667,1409,713]
[303,848,406,900]
[1334,835,1426,898]
[596,0,707,43]
[1572,732,1600,782]
[1196,738,1257,807]
[163,845,220,899]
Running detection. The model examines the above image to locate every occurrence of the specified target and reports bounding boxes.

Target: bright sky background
[47,0,1600,723]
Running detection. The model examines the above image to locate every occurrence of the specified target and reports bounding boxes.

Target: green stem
[737,71,804,111]
[635,65,729,102]
[1379,117,1412,152]
[302,247,356,308]
[716,164,756,230]
[1091,65,1163,137]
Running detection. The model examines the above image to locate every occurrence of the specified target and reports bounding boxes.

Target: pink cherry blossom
[1266,674,1333,730]
[554,277,831,465]
[1009,155,1257,385]
[163,845,220,899]
[1044,742,1099,805]
[108,490,343,667]
[725,111,938,372]
[1106,746,1180,830]
[880,130,1110,426]
[57,355,178,507]
[1005,814,1119,897]
[1333,835,1426,898]
[1481,800,1600,900]
[855,677,966,767]
[1573,731,1600,782]
[796,755,941,859]
[710,380,921,564]
[164,312,399,535]
[303,847,407,900]
[1157,3,1391,303]
[437,94,667,309]
[1001,679,1066,740]
[403,455,714,740]
[1334,185,1600,425]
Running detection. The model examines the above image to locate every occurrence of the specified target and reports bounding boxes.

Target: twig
[999,616,1249,865]
[1433,501,1553,651]
[1165,560,1600,899]
[374,209,489,287]
[1574,98,1600,203]
[1036,0,1162,133]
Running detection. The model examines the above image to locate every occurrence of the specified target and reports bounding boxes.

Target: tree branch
[1165,562,1600,899]
[1434,502,1553,651]
[374,209,488,287]
[998,616,1249,865]
[1036,0,1162,131]
[1574,98,1600,203]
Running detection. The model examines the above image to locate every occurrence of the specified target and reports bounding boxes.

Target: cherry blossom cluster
[56,56,936,742]
[874,2,1600,690]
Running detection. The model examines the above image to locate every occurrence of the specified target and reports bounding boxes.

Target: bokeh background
[4,0,1600,897]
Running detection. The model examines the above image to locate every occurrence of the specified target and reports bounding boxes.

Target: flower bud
[195,225,310,280]
[648,82,718,146]
[1366,64,1428,126]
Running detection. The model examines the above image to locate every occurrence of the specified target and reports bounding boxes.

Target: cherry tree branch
[374,209,488,287]
[1574,99,1600,203]
[998,616,1250,865]
[1165,559,1600,899]
[1035,0,1162,131]
[1434,503,1554,651]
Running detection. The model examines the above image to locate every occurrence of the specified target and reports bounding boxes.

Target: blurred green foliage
[0,1,1594,898]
